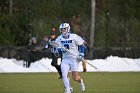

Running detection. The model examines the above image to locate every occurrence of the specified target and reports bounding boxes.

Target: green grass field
[0,72,140,93]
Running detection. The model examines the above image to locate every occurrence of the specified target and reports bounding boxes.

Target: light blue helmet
[59,23,70,37]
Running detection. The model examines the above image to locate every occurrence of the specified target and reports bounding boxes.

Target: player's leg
[68,77,73,92]
[61,62,71,93]
[72,71,85,91]
[82,59,87,72]
[71,61,85,91]
[51,54,62,78]
[56,66,62,79]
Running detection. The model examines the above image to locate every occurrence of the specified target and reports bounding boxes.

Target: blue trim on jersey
[57,48,63,54]
[79,45,85,53]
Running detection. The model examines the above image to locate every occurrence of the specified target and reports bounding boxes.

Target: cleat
[83,69,87,72]
[58,76,62,79]
[64,89,71,93]
[64,86,73,93]
[80,79,85,91]
[70,86,73,92]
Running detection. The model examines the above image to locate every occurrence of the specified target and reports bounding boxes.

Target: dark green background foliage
[0,0,140,47]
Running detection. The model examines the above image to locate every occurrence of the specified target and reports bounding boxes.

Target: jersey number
[64,44,69,50]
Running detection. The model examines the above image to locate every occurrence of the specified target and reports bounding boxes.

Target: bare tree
[9,0,13,15]
[89,0,96,59]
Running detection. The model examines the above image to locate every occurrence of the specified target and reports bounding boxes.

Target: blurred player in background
[49,28,62,79]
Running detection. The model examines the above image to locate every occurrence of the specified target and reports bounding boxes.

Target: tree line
[0,0,140,48]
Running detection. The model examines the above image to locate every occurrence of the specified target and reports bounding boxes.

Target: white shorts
[61,58,79,72]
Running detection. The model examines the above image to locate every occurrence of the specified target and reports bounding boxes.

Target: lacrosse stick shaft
[50,41,98,69]
[85,62,98,69]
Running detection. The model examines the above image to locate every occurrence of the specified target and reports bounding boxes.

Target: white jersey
[55,33,84,60]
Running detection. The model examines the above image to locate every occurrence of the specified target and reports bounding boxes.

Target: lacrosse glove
[56,48,67,54]
[77,53,84,62]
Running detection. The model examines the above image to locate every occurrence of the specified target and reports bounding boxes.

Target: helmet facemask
[59,23,70,37]
[60,27,69,36]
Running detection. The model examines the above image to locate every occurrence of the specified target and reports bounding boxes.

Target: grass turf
[0,72,140,93]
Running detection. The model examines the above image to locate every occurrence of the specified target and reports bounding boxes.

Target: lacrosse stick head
[49,41,59,47]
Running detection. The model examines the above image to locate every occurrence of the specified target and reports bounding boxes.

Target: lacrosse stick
[50,41,75,55]
[85,61,98,69]
[50,41,98,69]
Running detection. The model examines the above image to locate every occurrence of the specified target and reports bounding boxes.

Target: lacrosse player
[54,23,85,93]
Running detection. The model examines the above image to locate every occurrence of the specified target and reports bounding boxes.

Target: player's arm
[79,45,85,54]
[52,37,66,54]
[74,34,85,61]
[77,44,85,61]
